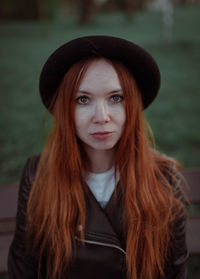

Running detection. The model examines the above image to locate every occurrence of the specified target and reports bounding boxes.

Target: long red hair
[27,57,185,279]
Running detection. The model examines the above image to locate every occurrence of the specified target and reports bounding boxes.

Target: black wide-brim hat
[39,35,161,110]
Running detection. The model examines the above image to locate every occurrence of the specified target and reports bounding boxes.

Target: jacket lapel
[83,183,125,250]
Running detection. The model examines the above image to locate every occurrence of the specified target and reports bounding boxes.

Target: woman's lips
[91,132,113,140]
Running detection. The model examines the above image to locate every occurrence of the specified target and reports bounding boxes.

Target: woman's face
[74,59,126,153]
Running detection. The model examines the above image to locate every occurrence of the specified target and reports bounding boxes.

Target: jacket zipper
[45,238,126,278]
[75,236,126,255]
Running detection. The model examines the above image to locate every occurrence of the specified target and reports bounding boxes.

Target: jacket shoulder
[153,151,187,204]
[18,155,41,202]
[21,155,40,184]
[8,154,44,277]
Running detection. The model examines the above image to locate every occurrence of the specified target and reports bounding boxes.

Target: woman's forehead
[78,59,122,93]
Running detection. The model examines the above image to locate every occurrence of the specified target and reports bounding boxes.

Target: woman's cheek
[75,106,92,127]
[111,104,126,122]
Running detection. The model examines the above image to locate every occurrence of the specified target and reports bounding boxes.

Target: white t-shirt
[86,167,120,208]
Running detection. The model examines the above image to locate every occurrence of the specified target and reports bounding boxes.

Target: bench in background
[183,169,200,255]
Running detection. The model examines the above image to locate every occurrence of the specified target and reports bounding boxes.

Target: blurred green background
[0,0,199,277]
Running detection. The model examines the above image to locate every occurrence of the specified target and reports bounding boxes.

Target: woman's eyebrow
[77,89,123,95]
[77,90,92,95]
[108,89,123,94]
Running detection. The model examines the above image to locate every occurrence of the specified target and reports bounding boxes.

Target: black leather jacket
[8,155,188,278]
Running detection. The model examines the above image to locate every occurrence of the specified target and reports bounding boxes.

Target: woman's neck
[84,146,116,173]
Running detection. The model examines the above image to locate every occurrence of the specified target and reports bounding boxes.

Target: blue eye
[76,96,89,104]
[110,95,124,103]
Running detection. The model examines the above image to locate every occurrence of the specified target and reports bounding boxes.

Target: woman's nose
[92,102,110,124]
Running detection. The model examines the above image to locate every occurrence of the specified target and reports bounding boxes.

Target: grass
[0,5,199,185]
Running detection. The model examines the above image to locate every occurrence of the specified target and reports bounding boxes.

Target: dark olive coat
[8,155,188,279]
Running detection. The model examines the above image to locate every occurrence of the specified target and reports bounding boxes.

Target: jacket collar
[83,183,125,249]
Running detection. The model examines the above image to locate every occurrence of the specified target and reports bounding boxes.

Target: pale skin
[75,59,126,173]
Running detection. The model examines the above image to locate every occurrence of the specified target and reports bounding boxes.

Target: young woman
[8,36,188,279]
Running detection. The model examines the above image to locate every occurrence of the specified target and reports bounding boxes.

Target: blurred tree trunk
[37,0,48,20]
[0,0,14,19]
[13,0,50,20]
[123,0,134,20]
[117,0,144,20]
[16,0,39,19]
[78,0,95,24]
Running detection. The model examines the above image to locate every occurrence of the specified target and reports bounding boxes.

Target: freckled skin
[74,59,126,159]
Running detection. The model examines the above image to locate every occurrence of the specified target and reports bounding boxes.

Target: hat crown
[39,35,160,110]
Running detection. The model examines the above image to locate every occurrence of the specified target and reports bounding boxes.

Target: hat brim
[39,36,161,110]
